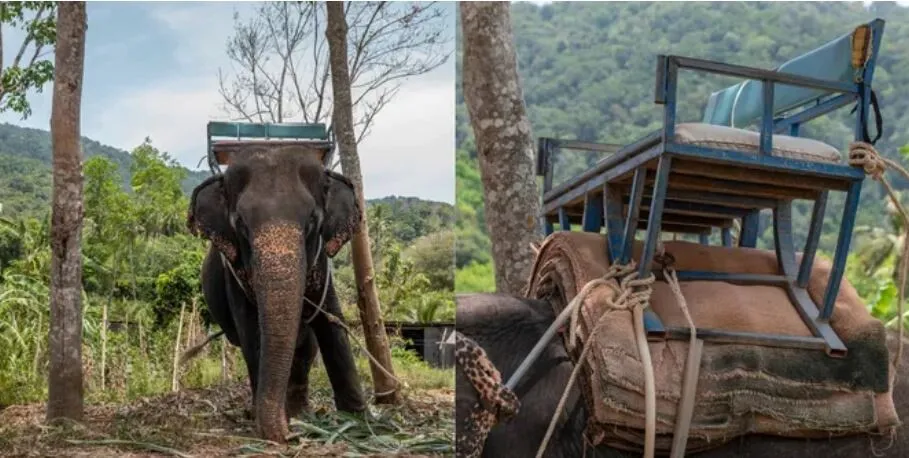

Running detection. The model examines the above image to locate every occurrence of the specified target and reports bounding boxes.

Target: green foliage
[333,203,456,324]
[404,230,455,291]
[367,197,455,245]
[456,2,909,293]
[130,139,189,237]
[454,149,490,269]
[0,2,56,118]
[0,139,212,404]
[454,261,495,294]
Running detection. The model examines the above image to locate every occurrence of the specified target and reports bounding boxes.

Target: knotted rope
[848,141,909,379]
[536,262,658,458]
[455,332,521,458]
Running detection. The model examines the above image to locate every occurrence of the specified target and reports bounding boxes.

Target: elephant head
[187,145,359,441]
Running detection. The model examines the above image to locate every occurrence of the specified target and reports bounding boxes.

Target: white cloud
[87,76,223,168]
[358,75,455,203]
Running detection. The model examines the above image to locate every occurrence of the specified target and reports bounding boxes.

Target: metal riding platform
[206,121,335,175]
[536,19,885,357]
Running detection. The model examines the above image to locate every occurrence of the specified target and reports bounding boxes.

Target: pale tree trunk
[47,1,87,423]
[460,2,541,295]
[325,2,399,405]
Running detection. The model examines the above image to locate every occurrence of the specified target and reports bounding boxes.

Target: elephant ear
[187,175,239,262]
[322,169,361,258]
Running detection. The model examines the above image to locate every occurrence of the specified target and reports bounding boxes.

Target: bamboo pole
[220,339,228,382]
[101,299,107,391]
[171,302,186,392]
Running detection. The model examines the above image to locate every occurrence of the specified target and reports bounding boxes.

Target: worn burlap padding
[526,232,900,455]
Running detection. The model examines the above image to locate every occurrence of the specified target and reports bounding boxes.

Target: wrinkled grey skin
[457,293,909,458]
[188,148,365,442]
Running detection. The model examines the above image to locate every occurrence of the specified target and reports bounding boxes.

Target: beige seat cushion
[673,122,841,163]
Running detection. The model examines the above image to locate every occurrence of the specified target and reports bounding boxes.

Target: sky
[0,2,456,204]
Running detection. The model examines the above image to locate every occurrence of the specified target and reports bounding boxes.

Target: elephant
[187,146,366,442]
[456,293,909,458]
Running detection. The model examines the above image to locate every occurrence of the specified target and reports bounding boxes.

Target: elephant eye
[232,213,249,239]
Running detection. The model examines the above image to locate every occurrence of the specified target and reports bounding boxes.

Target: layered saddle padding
[525,232,899,455]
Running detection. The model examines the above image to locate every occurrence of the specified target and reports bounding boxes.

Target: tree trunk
[325,1,399,405]
[47,1,87,423]
[460,2,542,295]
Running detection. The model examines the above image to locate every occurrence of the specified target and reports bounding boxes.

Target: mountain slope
[0,122,209,216]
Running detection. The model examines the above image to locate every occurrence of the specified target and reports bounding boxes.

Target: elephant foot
[256,400,290,443]
[285,385,310,419]
[258,421,290,444]
[335,392,367,413]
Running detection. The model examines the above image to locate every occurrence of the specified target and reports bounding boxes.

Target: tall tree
[0,2,57,118]
[460,2,541,295]
[46,1,86,423]
[218,1,450,167]
[326,1,399,405]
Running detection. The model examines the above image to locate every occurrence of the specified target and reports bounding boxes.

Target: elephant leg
[201,247,241,346]
[286,327,318,419]
[224,266,261,413]
[309,290,366,412]
[237,314,261,404]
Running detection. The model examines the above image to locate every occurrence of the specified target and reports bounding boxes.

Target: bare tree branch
[218,1,452,144]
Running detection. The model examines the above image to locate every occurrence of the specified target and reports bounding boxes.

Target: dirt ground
[0,382,454,457]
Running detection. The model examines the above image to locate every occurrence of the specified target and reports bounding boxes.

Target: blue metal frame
[535,19,885,354]
[206,121,335,175]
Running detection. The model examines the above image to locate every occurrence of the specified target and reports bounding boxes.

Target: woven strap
[455,332,520,458]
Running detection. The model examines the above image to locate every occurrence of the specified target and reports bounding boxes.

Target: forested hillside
[0,123,209,216]
[456,1,909,311]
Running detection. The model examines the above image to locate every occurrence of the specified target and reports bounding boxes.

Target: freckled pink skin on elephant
[457,293,909,458]
[189,147,366,442]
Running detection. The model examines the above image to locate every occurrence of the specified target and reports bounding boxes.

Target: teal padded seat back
[206,121,334,168]
[207,121,329,140]
[702,26,863,127]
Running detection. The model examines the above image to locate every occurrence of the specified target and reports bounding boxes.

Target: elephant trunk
[251,222,306,442]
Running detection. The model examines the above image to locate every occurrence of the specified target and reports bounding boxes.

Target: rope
[302,263,408,395]
[535,262,657,458]
[848,141,909,382]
